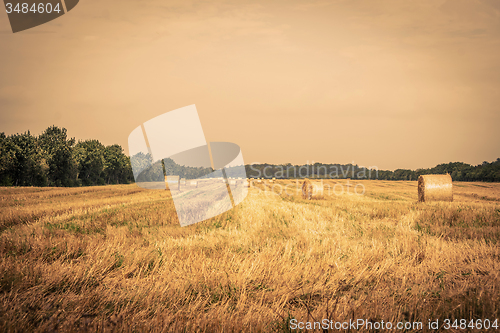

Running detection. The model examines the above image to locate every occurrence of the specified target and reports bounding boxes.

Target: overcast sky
[1,0,499,170]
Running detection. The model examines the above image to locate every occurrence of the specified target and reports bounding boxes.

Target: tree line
[390,160,500,182]
[0,126,133,186]
[131,153,213,182]
[245,159,500,182]
[1,125,498,186]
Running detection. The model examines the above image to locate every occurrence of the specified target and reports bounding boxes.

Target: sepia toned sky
[1,0,499,170]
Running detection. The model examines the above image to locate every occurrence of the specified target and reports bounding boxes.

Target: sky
[1,0,499,170]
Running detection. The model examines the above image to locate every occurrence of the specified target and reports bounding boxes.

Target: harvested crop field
[1,181,499,332]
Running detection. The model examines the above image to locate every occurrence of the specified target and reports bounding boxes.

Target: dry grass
[0,181,499,332]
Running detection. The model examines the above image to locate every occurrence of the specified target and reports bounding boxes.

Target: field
[1,180,499,332]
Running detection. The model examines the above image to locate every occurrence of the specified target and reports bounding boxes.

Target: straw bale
[165,175,180,191]
[312,182,324,196]
[418,174,453,202]
[302,178,313,200]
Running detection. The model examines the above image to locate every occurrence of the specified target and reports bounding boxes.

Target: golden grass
[0,181,499,332]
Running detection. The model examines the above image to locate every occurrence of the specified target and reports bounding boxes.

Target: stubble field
[0,180,499,332]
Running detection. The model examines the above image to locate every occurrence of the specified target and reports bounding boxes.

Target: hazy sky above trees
[1,0,499,170]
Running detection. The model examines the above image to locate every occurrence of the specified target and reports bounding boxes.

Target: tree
[0,133,15,186]
[103,144,132,184]
[74,140,106,186]
[38,126,77,186]
[9,132,47,186]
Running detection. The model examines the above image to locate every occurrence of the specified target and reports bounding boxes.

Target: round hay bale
[302,178,313,200]
[166,175,180,191]
[312,182,324,196]
[418,174,453,202]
